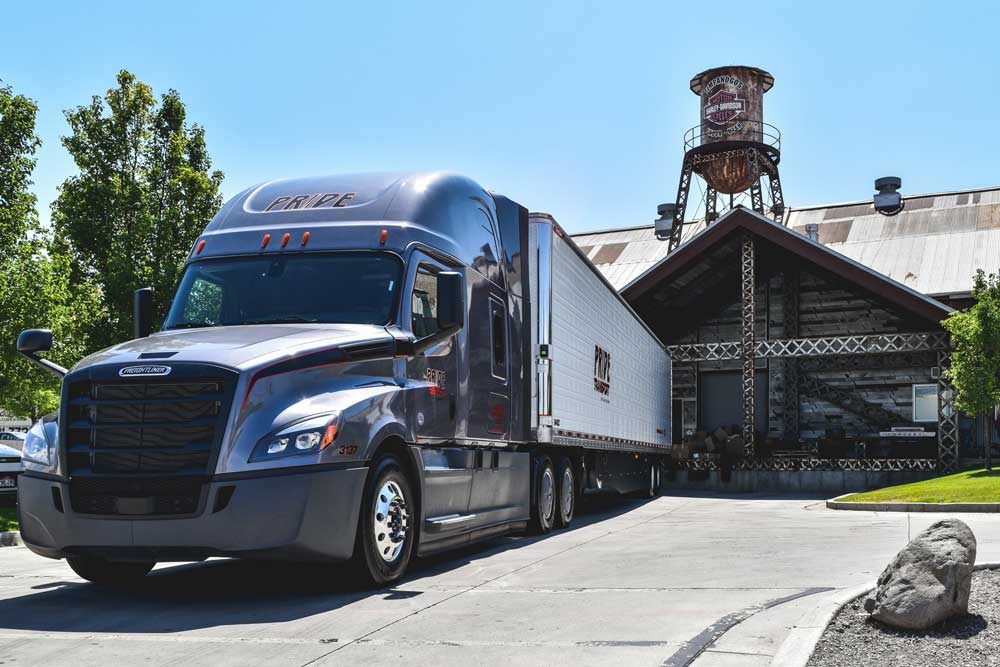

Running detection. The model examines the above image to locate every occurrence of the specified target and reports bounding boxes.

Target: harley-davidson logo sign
[705,88,747,125]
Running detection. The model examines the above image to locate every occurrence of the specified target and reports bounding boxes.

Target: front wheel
[67,556,154,587]
[353,454,415,586]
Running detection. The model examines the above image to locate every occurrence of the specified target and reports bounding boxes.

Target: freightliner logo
[119,365,172,378]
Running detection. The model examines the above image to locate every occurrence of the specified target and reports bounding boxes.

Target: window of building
[913,384,938,423]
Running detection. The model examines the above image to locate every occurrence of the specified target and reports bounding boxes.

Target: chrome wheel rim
[540,467,555,523]
[373,479,408,563]
[560,467,574,519]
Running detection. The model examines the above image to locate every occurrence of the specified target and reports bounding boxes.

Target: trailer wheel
[530,456,555,534]
[67,556,154,587]
[555,456,575,528]
[353,454,415,586]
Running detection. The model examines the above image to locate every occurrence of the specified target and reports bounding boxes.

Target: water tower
[660,66,785,251]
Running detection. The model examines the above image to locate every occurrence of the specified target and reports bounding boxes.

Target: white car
[0,444,21,495]
[0,431,24,452]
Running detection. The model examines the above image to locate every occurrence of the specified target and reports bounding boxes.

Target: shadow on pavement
[0,495,651,634]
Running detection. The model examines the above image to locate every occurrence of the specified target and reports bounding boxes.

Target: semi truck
[15,172,671,586]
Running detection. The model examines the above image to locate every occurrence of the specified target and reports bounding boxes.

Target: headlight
[250,412,341,462]
[22,418,54,468]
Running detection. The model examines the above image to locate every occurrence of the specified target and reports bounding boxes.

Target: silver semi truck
[16,172,671,585]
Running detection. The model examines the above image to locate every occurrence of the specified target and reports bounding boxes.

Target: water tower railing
[683,120,781,153]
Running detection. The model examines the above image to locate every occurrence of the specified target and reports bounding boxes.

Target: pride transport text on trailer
[15,172,671,585]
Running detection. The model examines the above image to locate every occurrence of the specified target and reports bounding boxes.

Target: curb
[770,582,873,667]
[771,561,1000,667]
[826,493,1000,513]
[0,531,20,547]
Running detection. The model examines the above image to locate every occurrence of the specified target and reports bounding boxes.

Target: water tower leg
[705,185,718,225]
[750,179,765,215]
[741,232,756,455]
[667,160,694,251]
[768,172,786,224]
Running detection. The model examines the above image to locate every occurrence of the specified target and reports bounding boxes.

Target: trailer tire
[353,454,415,586]
[67,556,154,587]
[530,456,555,534]
[555,456,575,528]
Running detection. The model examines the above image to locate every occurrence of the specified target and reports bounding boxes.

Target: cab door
[403,252,460,443]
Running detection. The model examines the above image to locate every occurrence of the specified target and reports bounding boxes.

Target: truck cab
[17,172,535,585]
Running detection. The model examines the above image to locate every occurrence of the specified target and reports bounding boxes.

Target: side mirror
[134,287,155,339]
[16,329,66,378]
[17,329,52,354]
[436,272,465,334]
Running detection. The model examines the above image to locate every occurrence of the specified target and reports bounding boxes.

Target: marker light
[281,232,290,247]
[196,239,206,254]
[261,233,271,249]
[301,231,311,246]
[320,422,339,448]
[380,229,388,245]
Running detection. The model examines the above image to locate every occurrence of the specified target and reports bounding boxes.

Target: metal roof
[622,207,952,327]
[571,185,1000,297]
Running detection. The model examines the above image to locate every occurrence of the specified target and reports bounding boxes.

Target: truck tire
[67,556,154,586]
[530,456,555,534]
[555,456,575,528]
[353,454,415,586]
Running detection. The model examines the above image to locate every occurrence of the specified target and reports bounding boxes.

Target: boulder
[864,519,977,629]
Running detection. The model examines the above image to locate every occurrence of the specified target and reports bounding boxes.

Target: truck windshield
[163,252,401,329]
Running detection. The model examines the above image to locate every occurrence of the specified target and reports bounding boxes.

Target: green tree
[52,70,224,349]
[942,270,1000,417]
[0,82,98,419]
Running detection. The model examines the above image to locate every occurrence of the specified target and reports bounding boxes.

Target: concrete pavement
[2,493,1000,666]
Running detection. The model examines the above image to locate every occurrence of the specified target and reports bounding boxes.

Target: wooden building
[570,187,1000,482]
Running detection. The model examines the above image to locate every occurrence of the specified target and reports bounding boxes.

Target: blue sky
[3,0,998,233]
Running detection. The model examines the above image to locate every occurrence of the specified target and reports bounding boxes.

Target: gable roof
[621,206,953,327]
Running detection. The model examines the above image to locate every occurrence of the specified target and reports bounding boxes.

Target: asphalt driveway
[3,493,1000,666]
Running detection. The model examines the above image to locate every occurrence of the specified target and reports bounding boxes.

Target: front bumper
[17,465,368,562]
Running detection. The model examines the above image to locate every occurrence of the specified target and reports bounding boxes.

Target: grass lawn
[840,468,1000,503]
[0,507,17,532]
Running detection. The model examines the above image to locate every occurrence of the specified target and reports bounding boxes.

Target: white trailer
[529,213,672,472]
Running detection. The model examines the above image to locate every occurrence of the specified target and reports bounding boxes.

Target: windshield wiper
[240,317,320,325]
[164,322,221,330]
